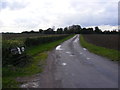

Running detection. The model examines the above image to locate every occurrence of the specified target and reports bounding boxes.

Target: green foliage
[2,52,47,88]
[24,35,69,47]
[94,26,102,34]
[80,35,120,61]
[57,28,63,34]
[2,35,69,67]
[27,35,74,56]
[2,40,30,67]
[2,77,19,88]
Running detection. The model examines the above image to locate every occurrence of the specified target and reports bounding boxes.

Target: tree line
[21,25,119,34]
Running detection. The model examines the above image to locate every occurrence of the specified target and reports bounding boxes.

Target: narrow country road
[21,35,118,88]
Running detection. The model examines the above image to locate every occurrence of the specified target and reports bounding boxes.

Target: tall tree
[57,28,63,34]
[94,26,102,34]
[39,29,43,34]
[64,27,68,34]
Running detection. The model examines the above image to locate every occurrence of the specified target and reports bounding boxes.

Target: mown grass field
[2,34,74,88]
[80,34,120,61]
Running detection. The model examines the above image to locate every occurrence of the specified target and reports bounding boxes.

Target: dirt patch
[16,50,61,88]
[82,34,119,51]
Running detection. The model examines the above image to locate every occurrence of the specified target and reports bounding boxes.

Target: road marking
[87,58,90,60]
[62,63,67,66]
[66,52,71,54]
[21,84,27,88]
[83,48,87,50]
[80,53,82,54]
[56,45,63,50]
[21,82,39,88]
[32,82,39,88]
[74,38,79,43]
[70,55,74,56]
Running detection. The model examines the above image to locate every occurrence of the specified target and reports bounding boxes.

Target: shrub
[2,35,69,67]
[2,40,30,67]
[25,35,69,47]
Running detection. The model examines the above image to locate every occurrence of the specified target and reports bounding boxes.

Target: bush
[2,35,69,67]
[2,40,30,67]
[25,35,69,47]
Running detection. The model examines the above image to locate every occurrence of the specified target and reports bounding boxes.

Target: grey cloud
[15,18,40,29]
[60,11,117,28]
[0,1,8,9]
[60,1,118,27]
[0,0,28,10]
[0,0,118,32]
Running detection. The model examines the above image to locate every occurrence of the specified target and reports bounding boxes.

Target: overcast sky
[0,0,119,32]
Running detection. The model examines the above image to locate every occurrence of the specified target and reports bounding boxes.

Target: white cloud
[0,0,119,32]
[87,25,118,31]
[98,25,118,31]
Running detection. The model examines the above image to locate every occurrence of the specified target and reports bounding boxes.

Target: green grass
[80,35,120,61]
[2,77,19,88]
[3,35,74,88]
[2,52,47,88]
[26,35,74,56]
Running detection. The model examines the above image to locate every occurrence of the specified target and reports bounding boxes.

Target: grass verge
[3,35,74,88]
[80,35,120,61]
[26,35,74,56]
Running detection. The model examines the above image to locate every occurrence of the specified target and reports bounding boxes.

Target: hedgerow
[2,35,69,67]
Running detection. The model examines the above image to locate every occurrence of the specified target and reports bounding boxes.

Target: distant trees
[80,28,95,34]
[43,28,55,34]
[57,28,63,34]
[21,25,119,34]
[94,26,102,34]
[103,30,111,34]
[80,27,118,34]
[110,30,118,34]
[63,27,68,34]
[39,29,43,34]
[22,30,39,33]
[68,25,81,34]
[103,30,118,34]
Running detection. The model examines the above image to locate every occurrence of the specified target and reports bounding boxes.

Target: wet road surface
[21,35,118,88]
